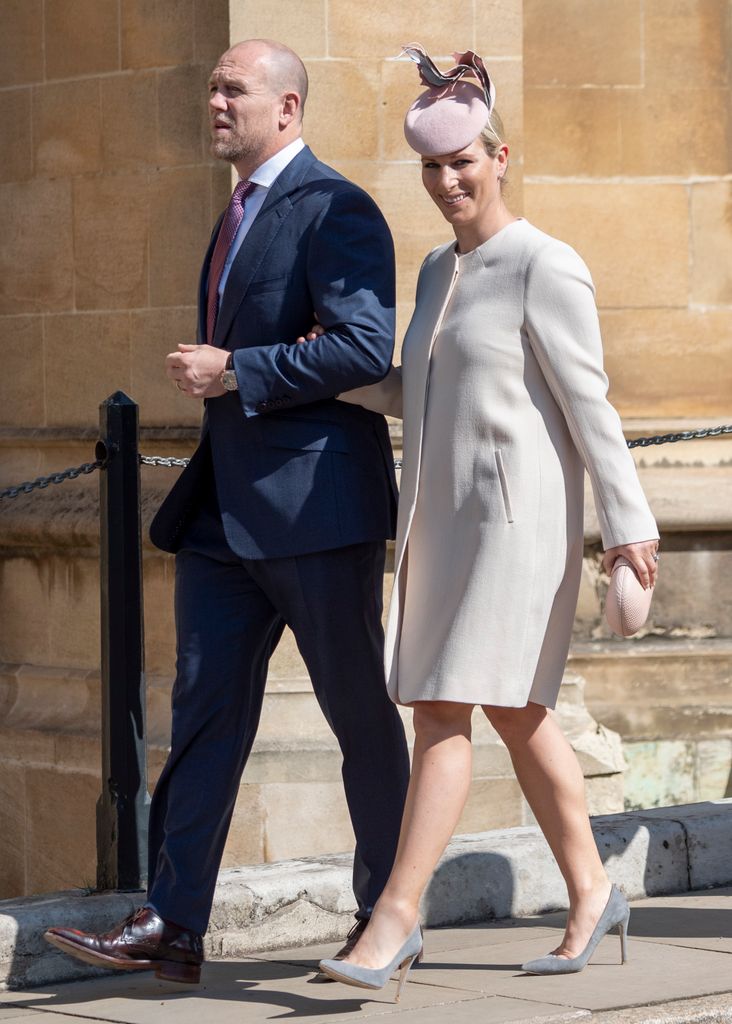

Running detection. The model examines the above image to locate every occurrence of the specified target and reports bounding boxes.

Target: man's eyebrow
[209,73,245,88]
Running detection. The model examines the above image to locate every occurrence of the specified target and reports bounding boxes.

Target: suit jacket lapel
[197,212,224,343]
[212,146,317,346]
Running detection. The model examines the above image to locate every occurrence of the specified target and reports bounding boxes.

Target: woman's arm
[524,240,659,584]
[296,322,403,418]
[338,365,403,419]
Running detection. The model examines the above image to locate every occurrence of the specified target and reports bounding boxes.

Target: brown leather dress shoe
[44,907,203,984]
[311,919,369,982]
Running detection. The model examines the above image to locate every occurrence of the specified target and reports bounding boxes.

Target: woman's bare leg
[344,700,474,968]
[484,702,611,958]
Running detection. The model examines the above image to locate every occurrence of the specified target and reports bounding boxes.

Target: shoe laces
[123,907,149,928]
[346,920,367,940]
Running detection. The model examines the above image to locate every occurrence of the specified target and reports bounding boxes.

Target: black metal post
[96,391,150,891]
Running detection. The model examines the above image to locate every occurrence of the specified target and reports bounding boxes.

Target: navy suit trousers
[146,492,410,935]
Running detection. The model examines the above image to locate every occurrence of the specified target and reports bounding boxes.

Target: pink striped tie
[206,179,256,344]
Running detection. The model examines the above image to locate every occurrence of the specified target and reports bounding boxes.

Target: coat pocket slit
[494,450,514,523]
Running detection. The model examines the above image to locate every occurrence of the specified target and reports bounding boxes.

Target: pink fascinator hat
[402,43,497,156]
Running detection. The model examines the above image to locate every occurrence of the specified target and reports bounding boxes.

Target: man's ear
[280,92,300,126]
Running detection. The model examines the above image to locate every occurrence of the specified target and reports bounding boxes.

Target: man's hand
[296,318,325,344]
[166,344,229,398]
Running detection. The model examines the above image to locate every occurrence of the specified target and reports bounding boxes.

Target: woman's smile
[442,191,470,207]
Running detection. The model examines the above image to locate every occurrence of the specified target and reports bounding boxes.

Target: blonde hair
[479,108,507,187]
[479,108,505,156]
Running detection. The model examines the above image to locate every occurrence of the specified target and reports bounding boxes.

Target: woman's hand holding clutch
[602,539,659,590]
[602,539,659,637]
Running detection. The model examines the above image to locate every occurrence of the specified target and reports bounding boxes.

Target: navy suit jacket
[150,146,399,559]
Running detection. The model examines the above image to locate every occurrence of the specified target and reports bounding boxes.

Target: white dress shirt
[217,137,305,301]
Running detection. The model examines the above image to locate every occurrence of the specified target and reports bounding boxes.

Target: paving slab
[0,971,584,1024]
[507,888,732,956]
[0,960,490,1024]
[329,996,588,1024]
[253,919,560,967]
[493,940,732,1012]
[617,887,732,955]
[1,889,730,1023]
[0,1010,48,1020]
[0,1014,101,1022]
[403,932,624,996]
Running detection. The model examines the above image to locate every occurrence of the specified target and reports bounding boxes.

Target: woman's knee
[412,701,473,742]
[483,701,547,745]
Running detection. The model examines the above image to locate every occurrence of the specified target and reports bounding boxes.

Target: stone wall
[0,0,230,900]
[0,1,730,900]
[0,0,230,456]
[523,0,732,418]
[228,0,525,345]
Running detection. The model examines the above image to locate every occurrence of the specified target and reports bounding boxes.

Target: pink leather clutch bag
[605,557,653,637]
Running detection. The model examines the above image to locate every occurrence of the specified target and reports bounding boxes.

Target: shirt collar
[245,138,306,190]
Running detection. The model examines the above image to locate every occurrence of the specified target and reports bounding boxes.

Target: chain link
[0,459,105,501]
[137,423,732,466]
[2,424,730,501]
[627,424,732,448]
[139,455,191,468]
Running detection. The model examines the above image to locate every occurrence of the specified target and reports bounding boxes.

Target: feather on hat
[401,43,497,156]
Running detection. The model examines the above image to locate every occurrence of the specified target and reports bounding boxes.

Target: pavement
[1,887,730,1024]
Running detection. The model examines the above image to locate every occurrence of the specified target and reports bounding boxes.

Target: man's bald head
[225,39,308,119]
[208,39,308,176]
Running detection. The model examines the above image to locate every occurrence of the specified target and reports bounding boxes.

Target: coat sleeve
[337,365,403,418]
[336,246,440,419]
[230,186,396,417]
[524,239,658,549]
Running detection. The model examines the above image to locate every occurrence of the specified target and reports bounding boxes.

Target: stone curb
[550,992,732,1024]
[1,799,730,990]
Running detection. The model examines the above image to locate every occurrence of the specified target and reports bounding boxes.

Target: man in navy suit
[44,38,410,983]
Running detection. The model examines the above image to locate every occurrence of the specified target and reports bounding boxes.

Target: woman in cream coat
[318,57,659,991]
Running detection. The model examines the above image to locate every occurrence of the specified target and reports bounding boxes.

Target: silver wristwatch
[220,354,238,391]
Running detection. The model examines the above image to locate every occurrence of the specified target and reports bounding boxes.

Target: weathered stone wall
[228,0,525,345]
[0,0,230,900]
[523,0,732,418]
[0,0,230,457]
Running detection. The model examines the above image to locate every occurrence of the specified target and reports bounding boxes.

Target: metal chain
[627,424,732,448]
[139,455,191,468]
[0,459,105,500]
[137,423,732,466]
[2,424,730,501]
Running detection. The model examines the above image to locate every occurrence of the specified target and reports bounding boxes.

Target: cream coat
[342,219,658,708]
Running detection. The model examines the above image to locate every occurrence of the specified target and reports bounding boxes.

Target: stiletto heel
[319,923,423,1000]
[522,886,630,976]
[618,911,630,964]
[395,953,419,1002]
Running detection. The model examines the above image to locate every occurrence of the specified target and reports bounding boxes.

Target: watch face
[221,369,238,391]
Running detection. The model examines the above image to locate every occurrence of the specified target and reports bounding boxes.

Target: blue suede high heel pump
[522,885,630,975]
[318,923,423,1001]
